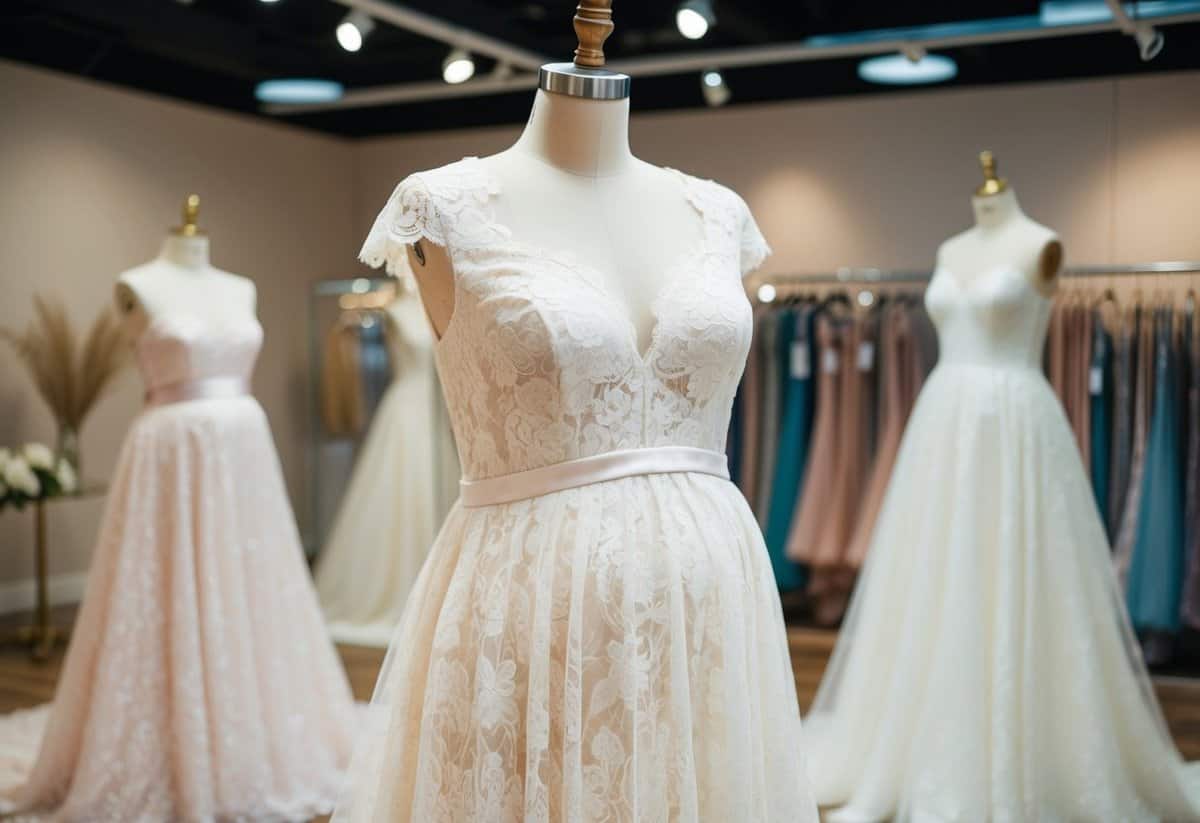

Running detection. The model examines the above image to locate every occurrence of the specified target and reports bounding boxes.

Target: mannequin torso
[115,235,257,338]
[405,89,701,353]
[936,188,1063,298]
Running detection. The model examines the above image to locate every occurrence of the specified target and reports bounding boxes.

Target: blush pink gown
[0,308,358,821]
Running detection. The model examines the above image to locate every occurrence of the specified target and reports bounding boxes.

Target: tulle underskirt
[317,377,447,648]
[0,397,358,822]
[334,471,815,823]
[807,364,1200,822]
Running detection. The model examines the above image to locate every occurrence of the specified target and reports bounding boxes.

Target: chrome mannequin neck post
[539,62,630,100]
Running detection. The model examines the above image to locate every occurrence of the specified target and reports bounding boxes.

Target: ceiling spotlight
[1134,24,1164,60]
[701,69,731,107]
[677,0,716,41]
[259,0,282,4]
[255,78,344,104]
[336,10,375,53]
[858,52,958,85]
[442,48,476,84]
[756,283,777,304]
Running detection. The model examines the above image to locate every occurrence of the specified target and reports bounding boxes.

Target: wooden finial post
[574,0,614,69]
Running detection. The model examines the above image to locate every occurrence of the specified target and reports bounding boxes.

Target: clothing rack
[750,261,1200,295]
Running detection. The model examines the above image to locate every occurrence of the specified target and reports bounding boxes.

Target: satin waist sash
[460,446,730,508]
[145,376,251,407]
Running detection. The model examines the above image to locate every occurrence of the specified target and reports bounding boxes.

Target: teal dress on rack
[1089,315,1113,524]
[1126,309,1186,633]
[763,305,814,591]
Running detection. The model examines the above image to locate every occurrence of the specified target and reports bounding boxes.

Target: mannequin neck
[159,235,210,270]
[972,188,1024,231]
[512,89,634,178]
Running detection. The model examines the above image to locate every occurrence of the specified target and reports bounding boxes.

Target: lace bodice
[361,157,770,481]
[925,265,1053,370]
[135,312,262,393]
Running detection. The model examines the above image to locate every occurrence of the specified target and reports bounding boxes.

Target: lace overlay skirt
[335,472,813,823]
[0,397,358,822]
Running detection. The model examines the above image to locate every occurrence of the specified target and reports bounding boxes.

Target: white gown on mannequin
[317,291,460,647]
[0,308,358,821]
[807,264,1200,822]
[334,157,816,822]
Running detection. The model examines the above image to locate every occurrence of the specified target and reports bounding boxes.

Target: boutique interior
[2,1,1200,821]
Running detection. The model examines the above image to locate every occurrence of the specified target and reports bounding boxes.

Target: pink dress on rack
[0,309,358,821]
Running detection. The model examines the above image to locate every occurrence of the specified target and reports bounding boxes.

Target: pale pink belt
[145,376,250,407]
[459,446,730,508]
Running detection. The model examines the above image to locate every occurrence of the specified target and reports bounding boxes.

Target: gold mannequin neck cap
[975,151,1009,197]
[171,194,205,237]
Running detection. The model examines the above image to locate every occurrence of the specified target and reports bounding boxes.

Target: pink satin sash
[145,376,250,407]
[460,446,730,508]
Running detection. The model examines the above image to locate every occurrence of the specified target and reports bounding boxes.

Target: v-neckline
[459,157,713,365]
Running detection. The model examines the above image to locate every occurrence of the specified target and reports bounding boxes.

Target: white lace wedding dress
[335,157,816,822]
[806,264,1200,822]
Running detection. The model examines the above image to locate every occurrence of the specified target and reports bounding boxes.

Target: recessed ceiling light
[255,78,344,104]
[442,48,476,84]
[336,10,375,52]
[701,69,731,106]
[857,52,958,85]
[676,0,716,40]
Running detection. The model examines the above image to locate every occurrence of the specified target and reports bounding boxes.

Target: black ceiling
[3,0,1200,137]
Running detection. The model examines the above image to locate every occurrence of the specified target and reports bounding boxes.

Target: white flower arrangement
[0,442,74,511]
[23,443,54,471]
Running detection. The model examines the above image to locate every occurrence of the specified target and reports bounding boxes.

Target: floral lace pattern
[359,157,770,481]
[337,158,814,823]
[0,313,359,822]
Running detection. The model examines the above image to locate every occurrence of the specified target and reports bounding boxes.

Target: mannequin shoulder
[663,164,749,213]
[1025,224,1063,295]
[114,264,160,316]
[997,216,1062,294]
[388,156,494,206]
[210,268,257,311]
[934,229,976,270]
[366,156,495,263]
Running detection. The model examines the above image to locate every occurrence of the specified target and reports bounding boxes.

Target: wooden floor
[1,613,1198,820]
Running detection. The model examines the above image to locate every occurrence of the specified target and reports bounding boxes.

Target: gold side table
[4,485,106,662]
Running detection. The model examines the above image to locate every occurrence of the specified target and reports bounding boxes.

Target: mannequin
[404,8,701,354]
[936,151,1063,298]
[116,195,256,337]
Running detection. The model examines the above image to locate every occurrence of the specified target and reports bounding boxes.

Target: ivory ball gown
[806,263,1200,822]
[336,157,816,822]
[0,306,358,821]
[316,292,460,647]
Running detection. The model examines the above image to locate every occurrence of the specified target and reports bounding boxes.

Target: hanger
[820,290,851,310]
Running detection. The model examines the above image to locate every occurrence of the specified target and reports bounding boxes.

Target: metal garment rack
[750,261,1200,293]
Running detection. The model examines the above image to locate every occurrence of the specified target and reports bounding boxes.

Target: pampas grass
[1,295,128,431]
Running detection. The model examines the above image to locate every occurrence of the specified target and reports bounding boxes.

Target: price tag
[790,341,810,379]
[1089,366,1104,396]
[857,341,876,372]
[822,348,841,375]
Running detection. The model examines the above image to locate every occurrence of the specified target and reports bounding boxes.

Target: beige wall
[2,58,1199,595]
[354,71,1200,271]
[0,60,356,588]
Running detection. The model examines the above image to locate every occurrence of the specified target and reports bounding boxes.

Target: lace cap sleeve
[739,197,772,278]
[359,173,444,277]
